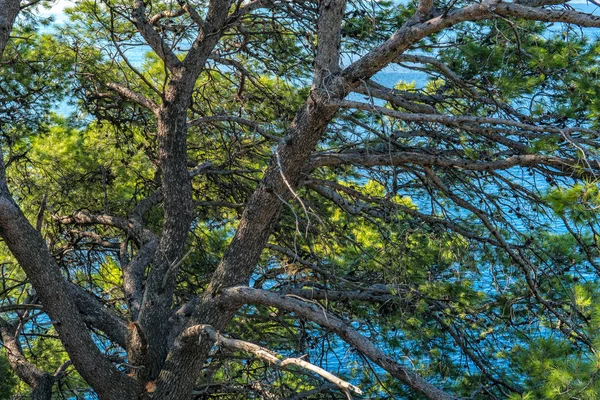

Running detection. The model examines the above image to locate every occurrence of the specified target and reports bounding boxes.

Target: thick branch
[132,0,182,71]
[340,2,495,85]
[313,0,346,85]
[495,3,600,27]
[180,0,234,89]
[149,8,185,25]
[223,286,457,400]
[133,3,236,374]
[106,82,159,112]
[55,211,155,245]
[67,283,129,349]
[279,287,398,303]
[353,81,437,114]
[310,151,585,173]
[0,153,138,399]
[184,324,363,396]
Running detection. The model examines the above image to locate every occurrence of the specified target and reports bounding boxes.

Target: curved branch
[0,319,54,400]
[310,151,590,174]
[106,82,159,112]
[55,211,155,245]
[494,3,600,27]
[132,0,182,71]
[184,324,363,396]
[223,286,458,400]
[0,152,139,399]
[66,283,129,349]
[149,8,186,25]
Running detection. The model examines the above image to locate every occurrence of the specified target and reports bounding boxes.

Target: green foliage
[545,183,600,223]
[512,335,600,399]
[4,1,600,399]
[0,28,71,138]
[0,353,17,400]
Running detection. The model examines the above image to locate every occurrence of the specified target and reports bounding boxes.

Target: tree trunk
[0,0,19,57]
[31,375,54,400]
[130,103,194,382]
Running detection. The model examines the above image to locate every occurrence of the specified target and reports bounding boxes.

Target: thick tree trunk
[6,1,600,399]
[151,92,341,400]
[127,0,233,383]
[150,2,348,397]
[0,0,19,57]
[31,375,54,400]
[130,104,194,382]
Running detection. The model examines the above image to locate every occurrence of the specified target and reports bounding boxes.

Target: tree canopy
[2,0,600,399]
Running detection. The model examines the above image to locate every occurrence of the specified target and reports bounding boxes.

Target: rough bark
[150,3,507,399]
[0,321,54,400]
[3,1,600,399]
[0,0,19,57]
[129,0,234,383]
[67,283,129,348]
[131,105,195,381]
[0,154,139,400]
[223,286,458,400]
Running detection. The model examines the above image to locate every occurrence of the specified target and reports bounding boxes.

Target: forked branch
[223,286,458,400]
[183,324,363,397]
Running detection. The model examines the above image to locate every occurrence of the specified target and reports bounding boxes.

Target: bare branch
[68,230,120,249]
[132,0,182,71]
[336,99,600,136]
[223,286,458,400]
[106,82,159,112]
[0,303,43,313]
[149,8,186,25]
[184,324,363,396]
[55,211,155,245]
[494,3,600,27]
[353,81,437,114]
